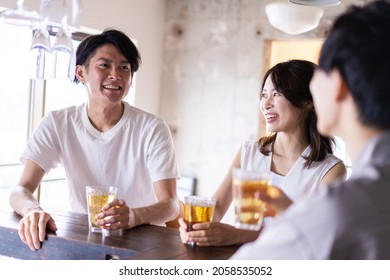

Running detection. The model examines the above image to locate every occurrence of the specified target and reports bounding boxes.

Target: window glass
[0,25,31,207]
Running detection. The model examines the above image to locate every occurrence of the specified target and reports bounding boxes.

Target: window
[0,24,31,208]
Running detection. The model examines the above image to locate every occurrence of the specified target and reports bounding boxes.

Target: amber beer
[184,195,216,237]
[232,168,271,230]
[86,186,117,233]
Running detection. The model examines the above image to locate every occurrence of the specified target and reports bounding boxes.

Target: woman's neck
[270,133,307,176]
[273,132,307,159]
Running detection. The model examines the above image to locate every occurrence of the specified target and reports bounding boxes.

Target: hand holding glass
[232,168,271,230]
[86,186,117,233]
[184,195,216,245]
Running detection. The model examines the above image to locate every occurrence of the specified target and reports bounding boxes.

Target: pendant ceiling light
[289,0,340,6]
[265,2,323,35]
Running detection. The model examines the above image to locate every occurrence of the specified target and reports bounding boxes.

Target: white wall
[1,0,166,115]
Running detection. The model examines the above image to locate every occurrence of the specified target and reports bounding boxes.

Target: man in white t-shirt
[231,0,390,259]
[9,29,180,251]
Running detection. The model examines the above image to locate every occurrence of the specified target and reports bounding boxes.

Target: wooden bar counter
[0,207,240,260]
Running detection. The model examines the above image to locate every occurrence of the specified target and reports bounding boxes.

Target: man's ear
[331,69,349,102]
[75,65,86,83]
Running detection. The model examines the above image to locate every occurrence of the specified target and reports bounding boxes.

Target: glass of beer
[232,168,271,231]
[184,195,216,245]
[86,185,118,233]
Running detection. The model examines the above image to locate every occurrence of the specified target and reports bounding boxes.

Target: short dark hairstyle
[258,60,334,168]
[73,28,141,83]
[319,0,390,129]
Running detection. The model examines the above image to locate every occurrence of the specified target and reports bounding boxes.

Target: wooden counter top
[0,207,240,260]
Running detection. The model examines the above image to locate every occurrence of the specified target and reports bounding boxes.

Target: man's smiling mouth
[103,85,122,90]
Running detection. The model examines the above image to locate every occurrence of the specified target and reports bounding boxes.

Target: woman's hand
[96,198,133,230]
[257,186,293,216]
[178,218,259,246]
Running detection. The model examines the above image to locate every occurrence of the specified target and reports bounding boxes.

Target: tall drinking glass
[184,195,216,246]
[86,185,118,233]
[29,27,53,79]
[52,26,75,80]
[232,168,271,230]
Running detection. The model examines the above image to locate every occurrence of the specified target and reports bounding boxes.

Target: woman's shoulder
[323,153,344,166]
[241,139,270,170]
[305,152,344,175]
[241,139,257,150]
[241,139,273,149]
[303,146,343,166]
[241,139,268,155]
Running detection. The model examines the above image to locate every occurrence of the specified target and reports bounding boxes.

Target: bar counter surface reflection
[0,207,239,260]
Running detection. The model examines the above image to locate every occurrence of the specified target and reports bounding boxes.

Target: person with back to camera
[9,29,180,251]
[231,0,390,259]
[178,59,347,247]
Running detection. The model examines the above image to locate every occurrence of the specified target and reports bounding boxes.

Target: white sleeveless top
[241,140,342,201]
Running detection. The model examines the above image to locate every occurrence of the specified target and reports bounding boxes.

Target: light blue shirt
[232,131,390,259]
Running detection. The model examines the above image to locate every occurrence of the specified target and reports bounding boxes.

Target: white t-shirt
[241,140,343,201]
[21,102,179,214]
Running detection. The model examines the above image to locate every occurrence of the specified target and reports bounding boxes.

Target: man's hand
[96,198,132,230]
[18,211,57,251]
